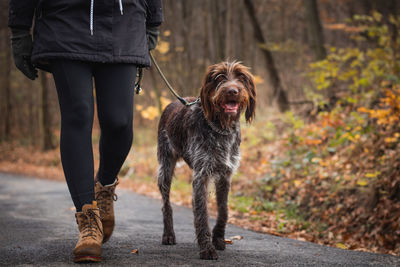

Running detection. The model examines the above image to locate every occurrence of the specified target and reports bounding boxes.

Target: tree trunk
[181,0,194,95]
[238,1,246,61]
[40,71,55,150]
[389,0,398,56]
[303,0,327,61]
[203,0,211,69]
[243,0,289,112]
[3,30,12,141]
[224,0,232,58]
[206,0,217,63]
[212,1,225,61]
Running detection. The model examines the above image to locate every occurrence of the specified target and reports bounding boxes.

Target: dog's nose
[228,88,239,95]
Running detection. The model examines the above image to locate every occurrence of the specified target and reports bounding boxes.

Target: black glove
[10,28,38,80]
[146,26,160,51]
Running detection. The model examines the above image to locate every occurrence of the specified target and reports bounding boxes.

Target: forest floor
[1,106,399,257]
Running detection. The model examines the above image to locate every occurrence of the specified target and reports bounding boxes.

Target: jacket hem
[32,52,151,69]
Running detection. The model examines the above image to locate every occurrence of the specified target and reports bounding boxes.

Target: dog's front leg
[192,173,218,260]
[212,175,231,250]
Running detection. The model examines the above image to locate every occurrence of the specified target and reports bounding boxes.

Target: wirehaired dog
[157,62,256,260]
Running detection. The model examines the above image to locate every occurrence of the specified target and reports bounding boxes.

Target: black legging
[51,59,136,211]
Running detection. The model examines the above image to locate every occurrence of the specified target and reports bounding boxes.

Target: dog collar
[205,119,237,136]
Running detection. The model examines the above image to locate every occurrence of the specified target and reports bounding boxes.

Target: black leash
[135,52,200,107]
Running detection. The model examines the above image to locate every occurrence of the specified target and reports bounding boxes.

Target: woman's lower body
[51,59,136,211]
[51,59,136,262]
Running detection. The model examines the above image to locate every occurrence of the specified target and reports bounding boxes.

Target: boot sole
[74,255,102,263]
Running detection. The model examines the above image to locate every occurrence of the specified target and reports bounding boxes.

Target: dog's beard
[210,103,242,130]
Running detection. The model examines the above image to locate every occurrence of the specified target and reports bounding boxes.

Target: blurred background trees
[1,0,399,147]
[1,0,399,148]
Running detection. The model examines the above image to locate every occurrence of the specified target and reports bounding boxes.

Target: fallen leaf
[336,243,348,249]
[131,249,139,254]
[230,235,243,240]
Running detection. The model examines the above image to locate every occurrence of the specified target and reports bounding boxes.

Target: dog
[157,62,256,260]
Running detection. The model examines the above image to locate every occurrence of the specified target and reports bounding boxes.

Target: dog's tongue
[223,102,239,113]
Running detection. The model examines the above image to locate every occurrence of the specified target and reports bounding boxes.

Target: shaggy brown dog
[157,62,256,260]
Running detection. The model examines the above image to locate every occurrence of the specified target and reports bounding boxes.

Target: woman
[8,0,162,262]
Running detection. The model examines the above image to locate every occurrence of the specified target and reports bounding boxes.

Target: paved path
[0,173,399,266]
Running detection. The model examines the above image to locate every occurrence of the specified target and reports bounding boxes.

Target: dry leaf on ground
[230,235,243,240]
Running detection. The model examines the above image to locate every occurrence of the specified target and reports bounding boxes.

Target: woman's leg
[51,60,95,211]
[93,63,136,186]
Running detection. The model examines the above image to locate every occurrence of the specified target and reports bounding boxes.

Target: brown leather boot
[73,201,103,263]
[95,178,119,243]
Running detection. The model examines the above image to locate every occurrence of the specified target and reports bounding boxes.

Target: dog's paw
[162,233,176,245]
[199,246,218,260]
[212,237,226,250]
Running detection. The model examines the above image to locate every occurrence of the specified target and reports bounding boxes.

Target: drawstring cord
[90,0,94,35]
[119,0,123,15]
[90,0,124,36]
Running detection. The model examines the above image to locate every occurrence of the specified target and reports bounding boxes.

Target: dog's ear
[240,68,256,123]
[200,64,217,121]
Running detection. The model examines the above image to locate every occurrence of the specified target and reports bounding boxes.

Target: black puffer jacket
[8,0,163,69]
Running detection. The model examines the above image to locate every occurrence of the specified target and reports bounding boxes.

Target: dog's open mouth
[222,101,239,114]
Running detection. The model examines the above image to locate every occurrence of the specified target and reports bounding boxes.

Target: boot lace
[95,187,118,215]
[82,209,103,240]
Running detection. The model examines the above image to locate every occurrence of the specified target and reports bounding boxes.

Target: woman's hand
[11,28,38,80]
[146,26,160,51]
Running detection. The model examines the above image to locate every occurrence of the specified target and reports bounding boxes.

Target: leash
[135,52,200,107]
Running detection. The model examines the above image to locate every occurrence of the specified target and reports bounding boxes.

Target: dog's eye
[214,74,227,91]
[238,75,252,88]
[238,74,248,82]
[214,73,227,82]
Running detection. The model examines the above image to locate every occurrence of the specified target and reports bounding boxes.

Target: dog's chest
[188,132,241,173]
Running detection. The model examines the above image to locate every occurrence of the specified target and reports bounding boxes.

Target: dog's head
[200,62,256,128]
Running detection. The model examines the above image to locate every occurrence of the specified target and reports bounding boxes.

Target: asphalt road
[0,173,399,266]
